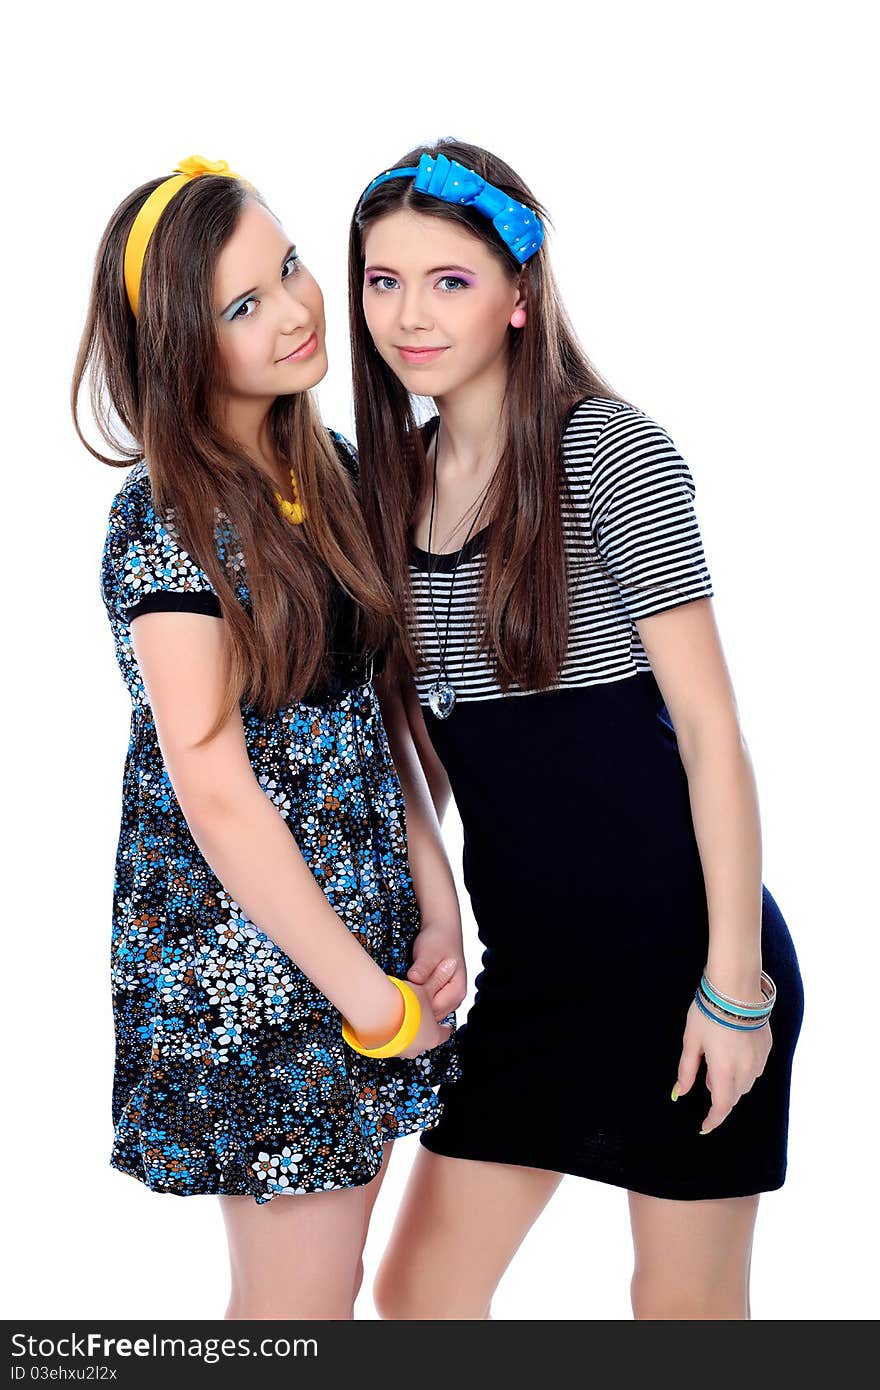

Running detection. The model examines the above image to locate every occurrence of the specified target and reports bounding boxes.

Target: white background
[3,0,876,1320]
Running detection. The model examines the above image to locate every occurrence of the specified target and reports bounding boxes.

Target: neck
[222,395,286,490]
[432,355,509,478]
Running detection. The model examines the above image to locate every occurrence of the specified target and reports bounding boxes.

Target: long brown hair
[349,137,629,690]
[74,172,395,740]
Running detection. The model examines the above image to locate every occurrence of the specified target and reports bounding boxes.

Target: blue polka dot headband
[359,152,544,264]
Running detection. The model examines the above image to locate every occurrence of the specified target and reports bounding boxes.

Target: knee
[374,1254,490,1321]
[373,1256,419,1320]
[226,1294,354,1320]
[630,1269,692,1320]
[630,1268,748,1321]
[373,1254,439,1320]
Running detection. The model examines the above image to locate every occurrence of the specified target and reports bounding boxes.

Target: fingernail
[440,958,456,971]
[700,1128,710,1135]
[671,1084,680,1102]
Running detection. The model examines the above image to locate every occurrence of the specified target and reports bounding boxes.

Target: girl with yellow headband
[348,138,804,1319]
[72,157,465,1319]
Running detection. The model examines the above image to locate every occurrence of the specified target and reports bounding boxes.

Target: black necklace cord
[426,416,493,680]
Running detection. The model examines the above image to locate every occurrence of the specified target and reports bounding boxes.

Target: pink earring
[510,308,527,329]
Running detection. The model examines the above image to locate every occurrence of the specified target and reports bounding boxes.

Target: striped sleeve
[588,407,714,620]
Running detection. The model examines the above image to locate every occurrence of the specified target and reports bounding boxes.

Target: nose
[277,289,312,336]
[397,285,434,335]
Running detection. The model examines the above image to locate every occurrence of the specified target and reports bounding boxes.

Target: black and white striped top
[407,396,714,706]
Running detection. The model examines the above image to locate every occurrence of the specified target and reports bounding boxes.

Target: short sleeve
[588,407,714,620]
[101,470,223,625]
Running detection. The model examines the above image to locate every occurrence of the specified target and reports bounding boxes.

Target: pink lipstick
[279,332,318,363]
[397,345,448,365]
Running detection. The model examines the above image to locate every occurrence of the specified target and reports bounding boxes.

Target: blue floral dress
[100,433,459,1204]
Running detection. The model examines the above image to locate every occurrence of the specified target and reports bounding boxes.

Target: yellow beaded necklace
[274,469,305,524]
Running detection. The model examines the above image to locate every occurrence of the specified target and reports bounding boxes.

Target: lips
[397,345,449,364]
[278,332,318,363]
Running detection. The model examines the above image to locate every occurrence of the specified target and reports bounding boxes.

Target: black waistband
[306,648,381,703]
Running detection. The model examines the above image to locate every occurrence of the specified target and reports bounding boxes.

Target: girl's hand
[407,922,468,1020]
[395,980,454,1059]
[673,999,773,1134]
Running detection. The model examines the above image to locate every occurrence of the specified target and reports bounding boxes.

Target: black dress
[409,398,804,1200]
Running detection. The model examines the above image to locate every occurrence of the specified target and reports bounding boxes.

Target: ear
[509,276,529,329]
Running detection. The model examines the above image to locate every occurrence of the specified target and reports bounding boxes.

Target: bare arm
[375,670,466,1019]
[398,676,455,822]
[131,611,426,1049]
[375,670,460,931]
[636,597,763,999]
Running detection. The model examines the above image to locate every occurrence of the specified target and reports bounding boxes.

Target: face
[361,209,524,398]
[214,199,327,402]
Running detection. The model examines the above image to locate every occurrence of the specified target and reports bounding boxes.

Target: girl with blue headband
[72,158,464,1318]
[348,137,804,1319]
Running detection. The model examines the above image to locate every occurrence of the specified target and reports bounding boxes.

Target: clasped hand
[394,922,468,1061]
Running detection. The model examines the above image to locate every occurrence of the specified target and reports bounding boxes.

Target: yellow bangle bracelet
[341,977,421,1058]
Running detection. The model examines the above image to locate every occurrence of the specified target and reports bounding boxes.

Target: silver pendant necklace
[425,418,492,720]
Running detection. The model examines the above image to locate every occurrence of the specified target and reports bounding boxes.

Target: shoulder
[327,427,359,482]
[107,456,151,508]
[561,394,633,446]
[561,395,677,460]
[103,459,155,548]
[101,460,220,617]
[104,458,199,559]
[564,398,695,498]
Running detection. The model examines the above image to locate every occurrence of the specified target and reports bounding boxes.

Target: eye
[367,275,399,293]
[437,276,468,293]
[228,296,259,321]
[281,252,300,280]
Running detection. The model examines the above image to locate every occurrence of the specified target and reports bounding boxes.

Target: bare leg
[352,1142,394,1306]
[220,1150,393,1321]
[628,1191,760,1320]
[374,1147,563,1320]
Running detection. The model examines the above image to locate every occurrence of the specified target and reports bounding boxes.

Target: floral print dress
[100,435,459,1204]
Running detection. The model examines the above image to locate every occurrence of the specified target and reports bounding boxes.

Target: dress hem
[418,1130,786,1202]
[109,1105,445,1204]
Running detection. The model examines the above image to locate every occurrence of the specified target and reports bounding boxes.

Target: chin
[300,348,329,390]
[398,364,457,393]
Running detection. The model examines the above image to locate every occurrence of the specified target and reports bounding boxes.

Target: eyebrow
[219,244,297,317]
[364,263,477,277]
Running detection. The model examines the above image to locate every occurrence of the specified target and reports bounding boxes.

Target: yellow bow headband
[123,155,243,318]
